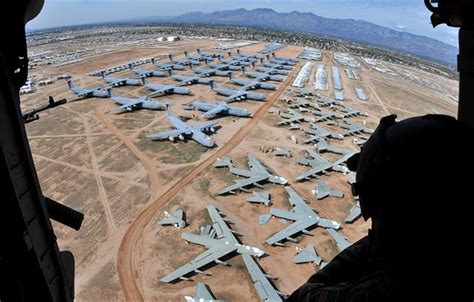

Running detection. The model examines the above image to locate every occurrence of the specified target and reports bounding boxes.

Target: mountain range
[159,8,456,65]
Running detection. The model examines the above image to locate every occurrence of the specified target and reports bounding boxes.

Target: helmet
[348,114,474,221]
[25,0,44,24]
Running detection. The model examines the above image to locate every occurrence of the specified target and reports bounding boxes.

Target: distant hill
[162,8,456,65]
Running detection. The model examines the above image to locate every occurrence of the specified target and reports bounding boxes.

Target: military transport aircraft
[147,105,217,148]
[108,89,165,113]
[209,81,266,103]
[128,63,166,78]
[100,71,142,87]
[184,100,250,118]
[67,80,110,98]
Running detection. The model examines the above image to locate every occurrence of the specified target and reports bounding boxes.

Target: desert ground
[21,34,458,301]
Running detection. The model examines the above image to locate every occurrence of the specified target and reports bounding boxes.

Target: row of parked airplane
[65,50,297,149]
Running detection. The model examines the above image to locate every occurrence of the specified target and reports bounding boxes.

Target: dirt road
[117,69,298,301]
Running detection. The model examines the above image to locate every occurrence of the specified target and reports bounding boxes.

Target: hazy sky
[27,0,459,47]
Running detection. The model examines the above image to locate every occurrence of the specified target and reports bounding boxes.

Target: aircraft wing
[194,121,218,131]
[345,202,361,223]
[160,243,238,283]
[207,206,237,242]
[248,155,269,174]
[218,175,268,195]
[147,87,174,96]
[148,129,184,140]
[159,216,179,226]
[295,164,332,181]
[265,218,316,246]
[224,91,247,103]
[194,283,216,300]
[241,254,284,302]
[292,253,313,264]
[77,90,94,97]
[110,100,144,112]
[203,106,225,117]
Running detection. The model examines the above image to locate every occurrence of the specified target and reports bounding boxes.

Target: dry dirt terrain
[21,36,458,301]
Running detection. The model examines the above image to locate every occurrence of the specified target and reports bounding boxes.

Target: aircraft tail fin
[100,71,105,79]
[251,61,256,69]
[168,69,173,77]
[184,51,188,57]
[236,49,241,55]
[197,48,201,54]
[266,54,270,61]
[260,58,264,64]
[168,54,173,61]
[66,80,73,90]
[128,63,133,71]
[151,57,155,65]
[166,104,174,117]
[241,66,246,74]
[141,77,147,86]
[316,138,328,151]
[209,80,215,90]
[107,88,113,98]
[228,73,233,80]
[272,52,276,58]
[227,51,232,58]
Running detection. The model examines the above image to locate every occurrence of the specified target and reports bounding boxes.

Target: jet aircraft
[228,73,276,90]
[209,81,266,103]
[327,229,351,251]
[67,80,110,98]
[292,244,323,266]
[168,69,213,85]
[100,71,142,87]
[108,89,165,112]
[313,180,344,200]
[296,148,350,181]
[158,209,186,228]
[215,155,288,195]
[160,205,265,283]
[184,283,224,302]
[185,100,250,118]
[147,105,217,148]
[128,63,166,78]
[143,78,192,96]
[265,186,340,246]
